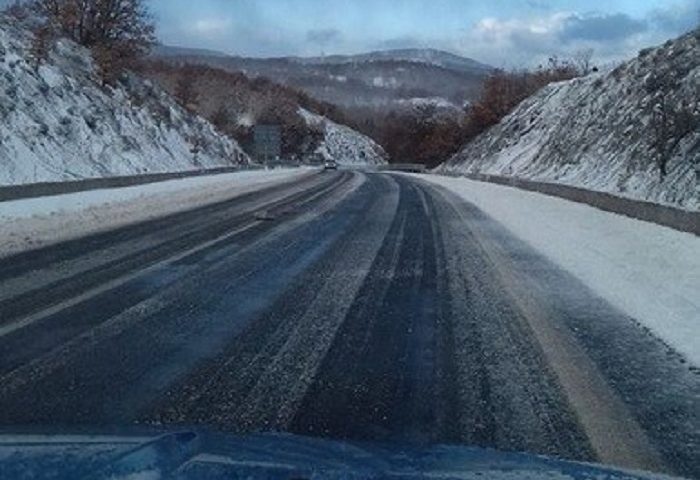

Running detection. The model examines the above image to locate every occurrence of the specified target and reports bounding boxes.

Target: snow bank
[412,173,700,366]
[440,29,700,210]
[0,18,249,186]
[0,168,313,258]
[299,108,387,165]
[392,96,467,123]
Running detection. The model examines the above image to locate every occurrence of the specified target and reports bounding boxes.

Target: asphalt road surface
[0,171,697,478]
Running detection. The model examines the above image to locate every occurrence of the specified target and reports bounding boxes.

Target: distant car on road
[324,160,338,171]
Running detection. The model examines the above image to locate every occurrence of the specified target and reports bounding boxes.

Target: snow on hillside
[296,48,492,74]
[440,29,700,210]
[394,97,466,123]
[299,108,387,165]
[397,97,459,110]
[0,18,249,186]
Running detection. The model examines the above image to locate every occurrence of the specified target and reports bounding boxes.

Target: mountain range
[151,46,492,109]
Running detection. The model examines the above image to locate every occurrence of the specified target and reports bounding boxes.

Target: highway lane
[0,171,697,478]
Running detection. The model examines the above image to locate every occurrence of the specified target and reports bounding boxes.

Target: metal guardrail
[377,164,428,173]
[0,165,271,203]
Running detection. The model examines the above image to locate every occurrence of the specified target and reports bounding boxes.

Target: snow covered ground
[299,108,387,165]
[0,168,313,259]
[411,173,700,366]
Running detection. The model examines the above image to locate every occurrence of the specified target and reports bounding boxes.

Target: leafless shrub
[211,105,230,131]
[29,24,53,70]
[31,0,155,84]
[650,96,699,178]
[573,48,595,75]
[174,69,198,109]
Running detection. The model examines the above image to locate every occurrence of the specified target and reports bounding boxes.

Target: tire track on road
[430,182,674,475]
[0,172,363,425]
[291,179,461,444]
[140,174,400,430]
[0,172,350,325]
[2,171,694,479]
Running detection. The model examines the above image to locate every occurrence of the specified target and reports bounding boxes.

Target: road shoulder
[0,168,317,259]
[402,173,700,368]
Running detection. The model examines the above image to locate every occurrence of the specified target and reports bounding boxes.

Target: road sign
[254,125,282,163]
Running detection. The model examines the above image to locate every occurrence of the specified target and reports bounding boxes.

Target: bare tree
[650,96,698,178]
[32,0,155,82]
[29,24,53,70]
[211,105,230,131]
[33,0,154,48]
[174,71,198,110]
[573,48,595,75]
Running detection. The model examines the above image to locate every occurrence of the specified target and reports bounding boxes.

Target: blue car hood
[0,429,682,479]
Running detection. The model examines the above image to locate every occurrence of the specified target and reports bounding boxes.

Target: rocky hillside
[140,61,386,165]
[440,29,700,210]
[299,109,387,165]
[0,18,248,186]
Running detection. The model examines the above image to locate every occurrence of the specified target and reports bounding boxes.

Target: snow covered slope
[440,29,699,210]
[294,48,492,74]
[0,18,248,186]
[299,109,387,165]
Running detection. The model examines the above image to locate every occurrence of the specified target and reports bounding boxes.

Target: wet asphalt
[0,170,697,478]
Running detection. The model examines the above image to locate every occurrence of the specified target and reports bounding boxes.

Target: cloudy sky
[148,0,699,66]
[5,0,698,65]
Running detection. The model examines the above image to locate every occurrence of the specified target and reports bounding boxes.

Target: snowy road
[0,171,696,479]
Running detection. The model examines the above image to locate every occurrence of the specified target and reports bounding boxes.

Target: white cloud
[457,3,697,68]
[458,13,577,67]
[473,12,570,39]
[190,18,233,37]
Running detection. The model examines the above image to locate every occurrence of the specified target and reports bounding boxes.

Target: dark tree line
[346,108,469,168]
[466,56,583,136]
[347,55,590,166]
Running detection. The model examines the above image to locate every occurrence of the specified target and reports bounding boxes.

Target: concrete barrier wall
[455,172,699,236]
[4,165,696,236]
[378,164,428,173]
[0,165,266,203]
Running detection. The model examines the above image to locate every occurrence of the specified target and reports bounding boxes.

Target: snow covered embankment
[0,18,249,186]
[440,29,699,210]
[415,173,700,366]
[299,108,388,166]
[0,168,312,258]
